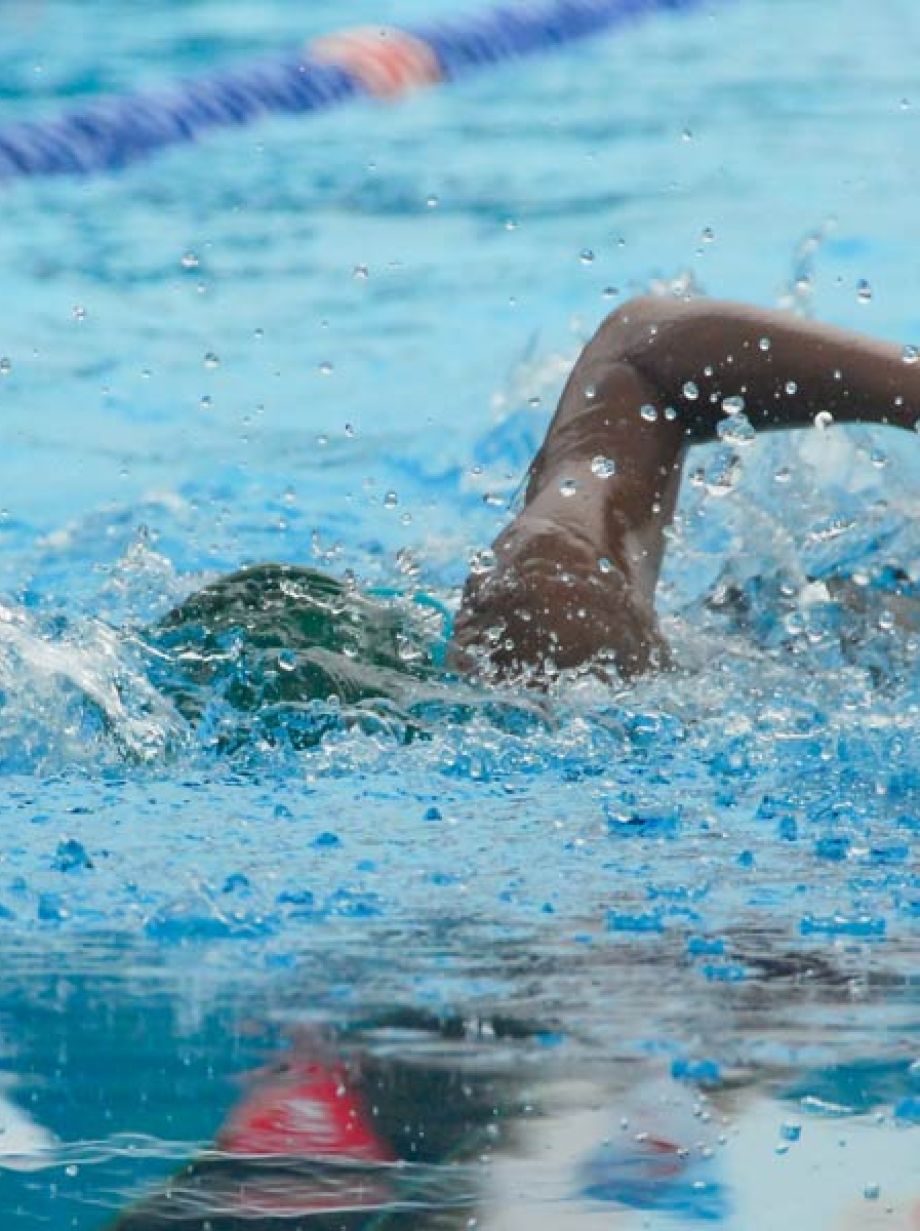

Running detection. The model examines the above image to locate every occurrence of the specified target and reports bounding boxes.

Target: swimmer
[158,296,919,722]
[452,296,920,681]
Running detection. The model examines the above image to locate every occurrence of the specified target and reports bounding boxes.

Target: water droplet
[682,381,699,401]
[814,410,834,430]
[0,357,11,376]
[902,344,918,364]
[704,453,742,497]
[203,352,219,370]
[784,380,798,396]
[383,490,398,508]
[759,336,771,352]
[559,478,578,497]
[180,251,199,269]
[856,279,872,304]
[352,264,369,280]
[640,403,658,422]
[721,394,745,416]
[469,549,496,575]
[718,414,756,447]
[318,361,333,376]
[591,455,617,478]
[579,249,595,265]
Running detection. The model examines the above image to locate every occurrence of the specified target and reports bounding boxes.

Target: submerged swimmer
[156,296,919,719]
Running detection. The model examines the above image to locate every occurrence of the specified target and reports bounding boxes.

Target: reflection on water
[0,939,916,1230]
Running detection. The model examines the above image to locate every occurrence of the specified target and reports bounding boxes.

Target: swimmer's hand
[450,514,667,684]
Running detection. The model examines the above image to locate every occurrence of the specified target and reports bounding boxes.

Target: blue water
[0,0,918,1226]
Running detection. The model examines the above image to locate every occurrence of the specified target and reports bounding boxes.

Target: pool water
[0,0,918,1226]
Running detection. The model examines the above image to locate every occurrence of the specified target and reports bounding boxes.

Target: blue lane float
[0,0,705,180]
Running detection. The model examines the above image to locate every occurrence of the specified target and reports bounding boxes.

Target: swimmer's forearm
[534,297,920,487]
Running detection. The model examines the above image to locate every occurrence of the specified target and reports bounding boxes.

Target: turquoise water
[0,0,918,1226]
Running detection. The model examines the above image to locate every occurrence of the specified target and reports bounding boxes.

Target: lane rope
[0,0,704,180]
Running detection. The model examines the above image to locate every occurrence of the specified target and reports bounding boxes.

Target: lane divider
[0,0,705,180]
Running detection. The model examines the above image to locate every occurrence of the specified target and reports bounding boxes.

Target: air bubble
[559,478,578,497]
[203,352,220,370]
[640,404,658,422]
[814,410,834,430]
[784,380,798,395]
[318,361,334,376]
[180,252,200,269]
[598,556,613,574]
[759,337,771,352]
[0,358,10,376]
[591,455,617,478]
[773,466,792,484]
[682,381,699,401]
[856,279,872,304]
[902,344,918,364]
[863,1183,880,1201]
[352,264,369,280]
[579,249,595,265]
[383,491,398,508]
[721,395,745,416]
[72,305,87,322]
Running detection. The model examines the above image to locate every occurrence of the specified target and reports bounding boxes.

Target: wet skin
[157,297,920,701]
[452,296,920,681]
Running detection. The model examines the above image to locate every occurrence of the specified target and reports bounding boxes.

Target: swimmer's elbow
[591,294,690,371]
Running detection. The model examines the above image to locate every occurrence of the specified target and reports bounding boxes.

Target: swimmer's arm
[452,296,920,680]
